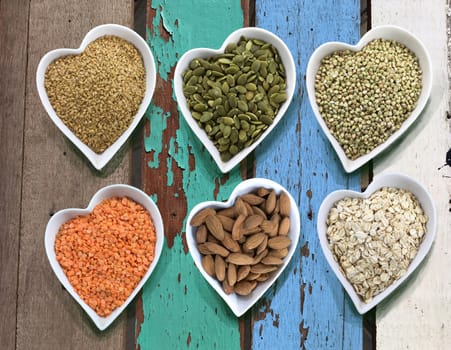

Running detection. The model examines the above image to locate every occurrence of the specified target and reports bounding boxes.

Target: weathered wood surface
[137,0,364,349]
[0,0,29,349]
[371,1,451,349]
[251,1,363,349]
[3,0,449,349]
[4,0,134,349]
[136,1,249,349]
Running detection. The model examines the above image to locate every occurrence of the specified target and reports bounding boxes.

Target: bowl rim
[174,26,296,173]
[306,24,433,173]
[44,184,165,330]
[185,177,301,316]
[317,172,437,314]
[36,23,157,170]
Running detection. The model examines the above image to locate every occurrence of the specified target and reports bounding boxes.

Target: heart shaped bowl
[306,25,432,173]
[317,173,437,314]
[45,184,164,330]
[174,27,296,173]
[36,24,156,170]
[186,178,300,317]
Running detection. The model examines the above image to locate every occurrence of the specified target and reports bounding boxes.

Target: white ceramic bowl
[45,184,164,330]
[186,178,300,317]
[306,25,432,173]
[174,27,296,173]
[317,173,437,314]
[36,24,156,170]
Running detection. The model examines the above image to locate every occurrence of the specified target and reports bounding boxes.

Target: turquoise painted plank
[137,1,246,349]
[253,1,363,349]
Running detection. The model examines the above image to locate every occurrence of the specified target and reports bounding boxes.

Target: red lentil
[55,197,156,317]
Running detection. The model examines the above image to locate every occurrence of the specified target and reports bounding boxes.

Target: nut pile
[315,39,422,160]
[45,35,146,153]
[326,187,428,303]
[190,188,292,296]
[182,37,287,161]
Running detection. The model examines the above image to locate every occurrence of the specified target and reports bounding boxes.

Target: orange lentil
[55,196,156,317]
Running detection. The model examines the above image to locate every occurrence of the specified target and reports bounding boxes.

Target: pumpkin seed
[181,36,289,161]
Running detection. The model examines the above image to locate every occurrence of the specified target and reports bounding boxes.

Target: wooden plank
[0,0,29,349]
[136,1,249,348]
[252,1,363,349]
[371,1,451,349]
[16,1,134,349]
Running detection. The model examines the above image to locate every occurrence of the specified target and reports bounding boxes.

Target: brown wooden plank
[0,0,30,349]
[15,1,134,349]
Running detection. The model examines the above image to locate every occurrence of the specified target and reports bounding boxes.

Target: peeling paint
[137,1,245,349]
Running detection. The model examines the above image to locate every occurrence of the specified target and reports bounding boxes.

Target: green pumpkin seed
[200,111,213,122]
[235,85,247,94]
[229,144,239,155]
[194,103,208,112]
[237,100,248,112]
[261,115,273,125]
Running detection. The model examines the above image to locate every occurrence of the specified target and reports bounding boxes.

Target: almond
[265,190,276,215]
[267,236,291,250]
[199,242,229,257]
[256,273,270,282]
[190,207,216,226]
[244,214,264,229]
[279,192,291,217]
[205,214,225,241]
[257,187,270,197]
[237,265,251,282]
[217,214,234,232]
[227,263,237,286]
[250,263,278,274]
[240,193,265,205]
[245,272,261,281]
[261,256,284,265]
[226,253,255,265]
[196,224,207,244]
[222,232,241,253]
[215,255,226,282]
[202,255,215,276]
[234,280,257,296]
[278,216,290,236]
[234,197,248,217]
[222,279,234,295]
[253,249,268,264]
[244,232,266,251]
[268,248,289,259]
[256,236,268,255]
[260,220,278,236]
[252,205,267,218]
[232,214,245,241]
[217,207,236,218]
[241,227,262,236]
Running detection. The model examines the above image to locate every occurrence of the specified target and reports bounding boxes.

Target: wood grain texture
[252,1,363,349]
[0,0,29,349]
[136,1,247,349]
[15,1,133,349]
[372,1,451,349]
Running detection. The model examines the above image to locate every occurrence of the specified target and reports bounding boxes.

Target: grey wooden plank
[0,0,30,349]
[16,1,134,349]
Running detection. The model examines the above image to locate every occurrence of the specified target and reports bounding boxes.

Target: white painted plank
[372,1,451,349]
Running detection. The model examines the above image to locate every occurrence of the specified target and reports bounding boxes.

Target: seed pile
[45,35,146,153]
[55,197,156,317]
[326,187,428,303]
[190,188,292,296]
[315,39,422,160]
[182,37,288,161]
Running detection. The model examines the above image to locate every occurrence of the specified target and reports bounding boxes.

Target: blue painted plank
[252,1,363,349]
